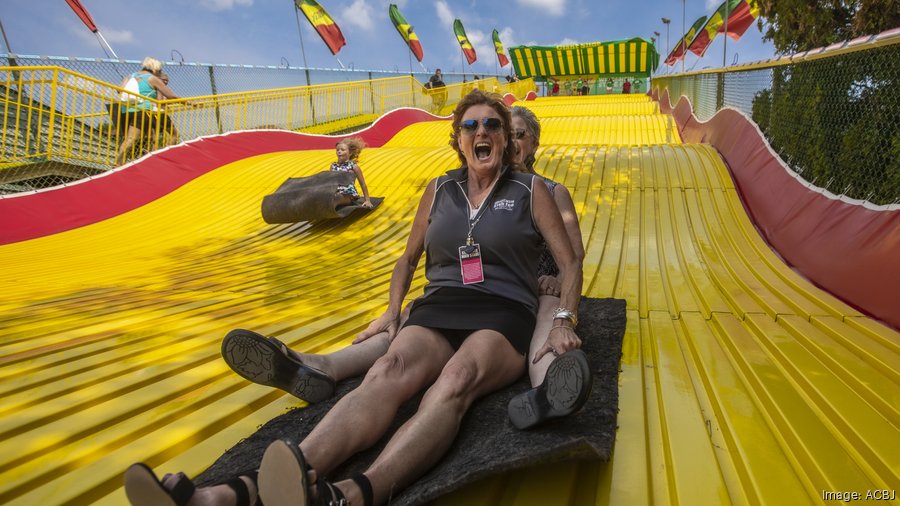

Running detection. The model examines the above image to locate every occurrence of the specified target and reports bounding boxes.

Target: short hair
[336,137,366,161]
[449,88,518,169]
[141,57,163,74]
[510,106,541,143]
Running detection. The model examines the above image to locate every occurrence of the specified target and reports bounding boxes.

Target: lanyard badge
[459,243,484,284]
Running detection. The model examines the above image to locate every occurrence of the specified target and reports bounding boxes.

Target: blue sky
[3,0,775,74]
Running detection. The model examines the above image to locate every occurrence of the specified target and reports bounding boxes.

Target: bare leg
[527,294,559,387]
[298,326,454,477]
[355,330,525,504]
[116,126,141,165]
[292,332,390,382]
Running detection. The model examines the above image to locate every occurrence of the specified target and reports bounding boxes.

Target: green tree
[758,0,900,54]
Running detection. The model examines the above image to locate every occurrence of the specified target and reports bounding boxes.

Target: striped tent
[510,38,658,79]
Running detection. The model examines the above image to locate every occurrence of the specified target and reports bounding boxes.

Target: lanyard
[464,172,502,246]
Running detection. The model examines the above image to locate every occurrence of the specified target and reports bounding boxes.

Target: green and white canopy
[510,38,659,79]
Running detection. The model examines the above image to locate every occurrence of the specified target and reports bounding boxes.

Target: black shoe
[508,349,592,430]
[221,329,336,403]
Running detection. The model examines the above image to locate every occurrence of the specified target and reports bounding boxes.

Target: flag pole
[293,5,316,123]
[681,0,686,74]
[95,31,118,59]
[335,56,345,69]
[723,1,730,67]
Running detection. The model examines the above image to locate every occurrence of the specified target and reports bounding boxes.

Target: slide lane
[0,96,897,505]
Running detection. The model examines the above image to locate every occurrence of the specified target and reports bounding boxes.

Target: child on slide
[331,137,373,209]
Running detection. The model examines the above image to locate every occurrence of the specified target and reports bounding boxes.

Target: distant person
[622,78,631,94]
[550,78,560,96]
[575,78,584,96]
[563,79,573,96]
[425,68,447,112]
[153,71,180,147]
[605,77,614,94]
[331,137,373,209]
[115,57,186,165]
[633,79,643,94]
[580,78,590,96]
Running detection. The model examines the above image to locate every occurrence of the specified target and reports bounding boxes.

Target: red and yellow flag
[295,0,346,56]
[688,0,742,57]
[389,4,424,62]
[665,16,707,65]
[454,19,477,65]
[723,0,761,40]
[492,29,510,67]
[65,0,98,33]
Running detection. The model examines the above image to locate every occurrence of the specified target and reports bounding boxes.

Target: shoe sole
[221,329,335,403]
[123,463,180,506]
[258,439,309,506]
[508,349,592,430]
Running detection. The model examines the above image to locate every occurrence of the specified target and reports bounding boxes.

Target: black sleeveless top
[423,166,542,313]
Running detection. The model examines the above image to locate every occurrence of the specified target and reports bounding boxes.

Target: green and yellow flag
[295,0,346,55]
[453,19,477,64]
[665,16,707,65]
[689,0,743,57]
[492,29,509,67]
[389,4,423,62]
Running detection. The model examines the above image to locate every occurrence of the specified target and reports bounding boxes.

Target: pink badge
[459,244,485,284]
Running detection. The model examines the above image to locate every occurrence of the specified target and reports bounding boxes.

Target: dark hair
[510,106,541,171]
[449,89,519,170]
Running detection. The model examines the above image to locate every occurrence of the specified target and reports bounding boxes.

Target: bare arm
[554,184,584,264]
[531,180,583,362]
[355,179,435,342]
[148,75,181,100]
[352,162,372,206]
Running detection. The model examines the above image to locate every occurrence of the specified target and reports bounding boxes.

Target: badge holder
[459,242,484,284]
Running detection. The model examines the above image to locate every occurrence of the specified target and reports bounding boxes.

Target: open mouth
[474,142,492,161]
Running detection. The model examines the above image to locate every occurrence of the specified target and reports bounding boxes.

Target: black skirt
[402,287,535,355]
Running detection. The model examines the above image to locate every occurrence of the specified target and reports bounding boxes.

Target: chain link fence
[0,55,532,195]
[652,31,900,206]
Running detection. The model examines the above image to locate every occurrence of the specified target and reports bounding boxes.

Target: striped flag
[295,0,346,55]
[492,29,510,67]
[688,0,742,57]
[453,19,477,65]
[664,16,707,65]
[65,0,98,32]
[723,0,761,40]
[389,4,424,62]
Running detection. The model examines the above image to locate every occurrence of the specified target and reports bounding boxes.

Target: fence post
[208,65,223,134]
[716,71,725,111]
[368,72,376,115]
[45,67,59,160]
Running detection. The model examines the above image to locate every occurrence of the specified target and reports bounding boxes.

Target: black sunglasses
[513,128,529,140]
[460,117,503,135]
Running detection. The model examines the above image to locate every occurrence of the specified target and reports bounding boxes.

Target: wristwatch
[552,307,577,327]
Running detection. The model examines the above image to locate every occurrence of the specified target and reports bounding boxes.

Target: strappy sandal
[222,329,336,403]
[507,348,593,430]
[124,463,260,506]
[313,472,374,506]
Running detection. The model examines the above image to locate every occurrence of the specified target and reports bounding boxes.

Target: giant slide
[0,95,897,505]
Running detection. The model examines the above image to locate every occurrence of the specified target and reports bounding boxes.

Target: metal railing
[0,63,534,194]
[651,28,900,206]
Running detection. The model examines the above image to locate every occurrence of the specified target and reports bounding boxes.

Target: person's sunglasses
[513,128,529,140]
[460,117,503,135]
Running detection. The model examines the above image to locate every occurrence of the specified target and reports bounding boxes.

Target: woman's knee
[424,362,479,405]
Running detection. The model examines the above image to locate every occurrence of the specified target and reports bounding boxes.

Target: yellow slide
[0,94,897,505]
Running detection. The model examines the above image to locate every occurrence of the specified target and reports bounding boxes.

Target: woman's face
[511,115,537,167]
[458,104,507,174]
[335,143,350,162]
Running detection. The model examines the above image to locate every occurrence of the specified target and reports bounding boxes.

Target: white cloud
[498,27,516,49]
[516,0,565,17]
[341,0,375,31]
[101,27,136,45]
[434,1,455,27]
[705,0,719,9]
[556,37,579,46]
[198,0,253,12]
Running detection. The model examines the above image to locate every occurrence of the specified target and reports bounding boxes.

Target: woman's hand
[538,275,561,296]
[532,325,581,364]
[354,312,400,343]
[362,199,374,209]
